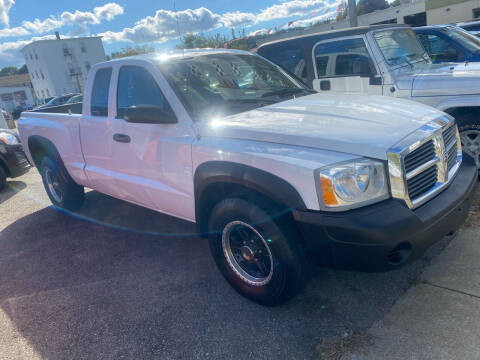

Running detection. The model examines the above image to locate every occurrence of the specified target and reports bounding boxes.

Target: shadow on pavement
[0,190,449,359]
[0,181,27,205]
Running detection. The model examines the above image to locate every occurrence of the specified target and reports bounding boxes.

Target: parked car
[414,25,480,63]
[257,24,480,168]
[18,50,477,305]
[65,94,83,104]
[457,20,480,37]
[0,129,30,190]
[36,93,80,110]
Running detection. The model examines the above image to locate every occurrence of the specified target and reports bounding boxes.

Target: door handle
[113,133,131,143]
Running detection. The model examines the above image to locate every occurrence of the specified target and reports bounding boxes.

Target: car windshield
[157,53,310,121]
[444,26,480,53]
[374,29,428,67]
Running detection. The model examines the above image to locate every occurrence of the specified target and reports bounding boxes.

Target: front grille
[442,126,456,147]
[443,126,458,172]
[388,117,462,209]
[447,146,457,172]
[404,140,435,173]
[407,166,438,200]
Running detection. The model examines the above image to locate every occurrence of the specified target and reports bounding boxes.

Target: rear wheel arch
[27,136,62,168]
[194,161,307,236]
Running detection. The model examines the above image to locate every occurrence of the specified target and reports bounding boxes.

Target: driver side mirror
[124,105,177,124]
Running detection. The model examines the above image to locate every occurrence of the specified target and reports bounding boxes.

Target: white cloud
[221,11,256,27]
[257,0,329,22]
[0,2,124,38]
[100,1,334,45]
[101,7,222,43]
[0,0,14,26]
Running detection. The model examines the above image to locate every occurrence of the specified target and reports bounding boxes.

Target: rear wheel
[0,166,6,191]
[40,157,84,210]
[208,198,307,305]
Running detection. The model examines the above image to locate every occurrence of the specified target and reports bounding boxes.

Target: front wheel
[208,198,307,305]
[458,116,480,172]
[40,157,84,210]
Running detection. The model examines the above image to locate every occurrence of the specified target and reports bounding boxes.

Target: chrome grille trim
[387,116,462,210]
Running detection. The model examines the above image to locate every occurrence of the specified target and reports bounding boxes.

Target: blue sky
[0,0,340,67]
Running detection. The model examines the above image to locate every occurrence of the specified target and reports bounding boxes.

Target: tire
[40,156,84,210]
[208,198,307,306]
[457,114,480,173]
[0,166,6,191]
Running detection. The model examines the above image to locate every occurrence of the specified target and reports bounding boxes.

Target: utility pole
[347,0,358,27]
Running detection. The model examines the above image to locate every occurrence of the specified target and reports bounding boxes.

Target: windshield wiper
[261,88,315,98]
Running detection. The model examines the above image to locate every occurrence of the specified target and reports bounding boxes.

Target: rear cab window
[313,38,376,78]
[90,67,112,117]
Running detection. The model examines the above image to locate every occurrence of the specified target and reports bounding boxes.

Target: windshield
[374,29,427,67]
[444,26,480,53]
[157,53,310,121]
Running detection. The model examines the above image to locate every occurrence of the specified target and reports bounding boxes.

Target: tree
[0,66,19,77]
[356,0,389,15]
[106,45,155,60]
[17,64,28,74]
[0,65,28,77]
[177,33,229,49]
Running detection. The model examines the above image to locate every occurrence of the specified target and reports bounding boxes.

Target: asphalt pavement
[0,169,477,360]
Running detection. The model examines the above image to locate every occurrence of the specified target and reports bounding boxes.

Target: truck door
[311,37,383,95]
[108,63,196,221]
[80,66,119,196]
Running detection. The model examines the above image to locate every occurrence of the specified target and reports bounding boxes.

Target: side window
[117,65,172,118]
[90,67,112,117]
[418,34,462,61]
[314,38,375,78]
[335,54,372,76]
[260,46,307,83]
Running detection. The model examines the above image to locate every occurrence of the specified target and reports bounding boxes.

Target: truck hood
[394,61,480,97]
[198,93,442,160]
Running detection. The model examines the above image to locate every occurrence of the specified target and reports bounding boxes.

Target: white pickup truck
[257,24,480,168]
[19,49,478,305]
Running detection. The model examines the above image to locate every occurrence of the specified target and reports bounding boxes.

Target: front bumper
[1,143,31,178]
[292,155,478,272]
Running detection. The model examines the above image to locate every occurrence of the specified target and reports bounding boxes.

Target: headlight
[317,159,389,210]
[0,131,19,145]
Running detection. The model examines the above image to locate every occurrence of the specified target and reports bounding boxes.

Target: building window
[35,71,39,79]
[46,89,50,97]
[474,8,480,19]
[30,53,33,60]
[63,44,70,56]
[31,72,35,79]
[85,62,91,72]
[80,42,87,53]
[34,52,38,60]
[40,70,45,80]
[41,89,45,98]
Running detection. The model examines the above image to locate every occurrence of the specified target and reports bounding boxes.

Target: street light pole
[348,0,358,27]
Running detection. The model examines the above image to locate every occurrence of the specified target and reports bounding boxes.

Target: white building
[21,33,105,100]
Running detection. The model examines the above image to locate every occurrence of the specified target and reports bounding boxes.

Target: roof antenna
[173,0,184,57]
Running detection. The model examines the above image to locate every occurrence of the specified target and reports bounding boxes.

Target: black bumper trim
[292,155,478,272]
